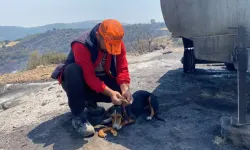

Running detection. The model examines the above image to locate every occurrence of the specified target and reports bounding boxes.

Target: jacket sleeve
[115,41,131,85]
[71,43,106,93]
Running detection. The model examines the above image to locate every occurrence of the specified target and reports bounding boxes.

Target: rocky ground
[0,48,250,150]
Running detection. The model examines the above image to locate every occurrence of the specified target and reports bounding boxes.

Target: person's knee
[63,63,83,81]
[64,63,81,73]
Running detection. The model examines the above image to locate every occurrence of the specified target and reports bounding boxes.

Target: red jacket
[60,41,130,93]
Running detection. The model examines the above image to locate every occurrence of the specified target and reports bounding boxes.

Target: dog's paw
[146,116,152,121]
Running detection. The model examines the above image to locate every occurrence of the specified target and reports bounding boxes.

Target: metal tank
[160,0,250,131]
[161,0,250,67]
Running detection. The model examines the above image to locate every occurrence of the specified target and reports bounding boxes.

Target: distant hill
[0,22,169,73]
[0,20,128,41]
[0,28,84,73]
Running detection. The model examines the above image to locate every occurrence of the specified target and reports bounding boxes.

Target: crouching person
[51,19,132,137]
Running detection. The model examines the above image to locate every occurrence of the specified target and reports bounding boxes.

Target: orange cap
[98,19,124,55]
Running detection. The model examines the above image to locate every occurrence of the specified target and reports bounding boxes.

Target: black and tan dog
[106,90,165,130]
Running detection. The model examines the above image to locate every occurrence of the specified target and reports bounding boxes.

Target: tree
[150,19,156,24]
[27,50,40,70]
[124,24,141,52]
[125,24,148,54]
[141,25,158,51]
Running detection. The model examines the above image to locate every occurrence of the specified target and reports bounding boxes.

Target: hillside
[0,28,85,73]
[0,23,170,73]
[0,20,129,41]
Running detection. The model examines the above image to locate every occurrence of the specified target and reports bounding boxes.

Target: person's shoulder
[72,42,88,50]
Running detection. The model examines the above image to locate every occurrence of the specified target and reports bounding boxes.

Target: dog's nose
[113,124,121,130]
[112,124,118,129]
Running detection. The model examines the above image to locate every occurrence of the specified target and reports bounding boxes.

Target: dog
[107,90,165,130]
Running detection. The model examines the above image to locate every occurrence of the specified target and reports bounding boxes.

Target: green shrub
[26,50,66,70]
[40,52,66,65]
[27,50,41,70]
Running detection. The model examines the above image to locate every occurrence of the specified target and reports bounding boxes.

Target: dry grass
[0,42,4,48]
[0,65,57,84]
[153,36,183,48]
[0,41,20,48]
[127,35,183,55]
[159,27,169,31]
[26,51,67,70]
[6,41,20,47]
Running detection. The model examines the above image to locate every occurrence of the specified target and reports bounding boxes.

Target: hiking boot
[72,116,95,137]
[86,106,112,126]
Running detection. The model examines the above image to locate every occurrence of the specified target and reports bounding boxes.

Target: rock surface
[0,49,250,150]
[221,116,250,149]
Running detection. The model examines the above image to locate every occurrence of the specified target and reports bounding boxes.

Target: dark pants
[61,63,121,116]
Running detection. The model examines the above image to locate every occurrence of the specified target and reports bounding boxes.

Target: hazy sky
[0,0,164,27]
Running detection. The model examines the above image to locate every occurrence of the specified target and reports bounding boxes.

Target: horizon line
[0,19,164,28]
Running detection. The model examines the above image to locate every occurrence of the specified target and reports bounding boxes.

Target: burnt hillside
[0,23,169,73]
